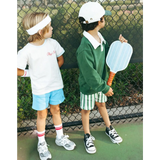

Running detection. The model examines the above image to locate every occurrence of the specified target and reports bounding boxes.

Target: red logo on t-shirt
[47,50,56,56]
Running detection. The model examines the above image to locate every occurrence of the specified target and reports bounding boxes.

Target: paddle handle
[107,72,115,86]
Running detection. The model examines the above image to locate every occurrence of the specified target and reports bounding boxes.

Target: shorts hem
[80,92,107,110]
[49,97,65,106]
[32,89,65,111]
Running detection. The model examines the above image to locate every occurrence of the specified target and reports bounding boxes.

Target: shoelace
[38,142,49,154]
[61,134,70,145]
[109,129,119,138]
[109,129,120,145]
[90,135,95,141]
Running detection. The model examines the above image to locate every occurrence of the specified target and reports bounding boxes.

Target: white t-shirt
[17,38,65,95]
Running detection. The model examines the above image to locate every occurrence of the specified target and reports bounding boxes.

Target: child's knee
[37,109,48,119]
[96,102,106,108]
[50,105,60,115]
[81,109,90,115]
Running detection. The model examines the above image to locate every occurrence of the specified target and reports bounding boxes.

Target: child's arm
[57,55,64,68]
[17,68,30,77]
[14,56,29,77]
[17,48,29,77]
[17,68,24,76]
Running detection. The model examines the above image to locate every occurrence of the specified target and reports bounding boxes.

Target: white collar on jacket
[83,31,106,51]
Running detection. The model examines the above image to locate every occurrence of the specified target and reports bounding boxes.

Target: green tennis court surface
[18,122,143,160]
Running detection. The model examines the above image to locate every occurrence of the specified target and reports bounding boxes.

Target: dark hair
[79,17,104,31]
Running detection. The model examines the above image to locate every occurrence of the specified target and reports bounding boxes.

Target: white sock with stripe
[54,124,63,139]
[37,130,46,144]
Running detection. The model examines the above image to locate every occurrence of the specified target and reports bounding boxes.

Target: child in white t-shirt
[17,12,76,160]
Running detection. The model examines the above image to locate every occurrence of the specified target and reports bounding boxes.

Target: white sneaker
[55,134,76,150]
[37,141,52,160]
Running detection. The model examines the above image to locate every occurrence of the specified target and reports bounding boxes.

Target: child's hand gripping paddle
[106,40,133,86]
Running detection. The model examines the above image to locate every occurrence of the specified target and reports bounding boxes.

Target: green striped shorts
[80,92,107,110]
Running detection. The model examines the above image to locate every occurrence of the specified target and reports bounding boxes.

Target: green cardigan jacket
[76,33,110,95]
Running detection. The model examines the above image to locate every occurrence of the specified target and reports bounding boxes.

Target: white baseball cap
[78,1,112,24]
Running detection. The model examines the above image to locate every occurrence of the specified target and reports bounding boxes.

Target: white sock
[37,130,45,144]
[54,124,63,139]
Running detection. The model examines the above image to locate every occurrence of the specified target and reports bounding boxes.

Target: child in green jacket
[76,2,127,154]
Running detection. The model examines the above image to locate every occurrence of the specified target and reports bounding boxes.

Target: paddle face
[106,41,133,73]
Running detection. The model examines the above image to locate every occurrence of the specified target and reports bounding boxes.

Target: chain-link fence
[17,0,143,136]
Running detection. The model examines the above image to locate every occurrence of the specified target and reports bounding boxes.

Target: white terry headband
[26,15,51,35]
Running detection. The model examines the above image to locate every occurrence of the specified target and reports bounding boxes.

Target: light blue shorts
[32,89,65,111]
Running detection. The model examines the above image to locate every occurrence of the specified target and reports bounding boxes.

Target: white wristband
[21,69,30,77]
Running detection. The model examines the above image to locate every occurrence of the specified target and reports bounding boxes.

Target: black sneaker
[105,125,123,144]
[84,133,96,154]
